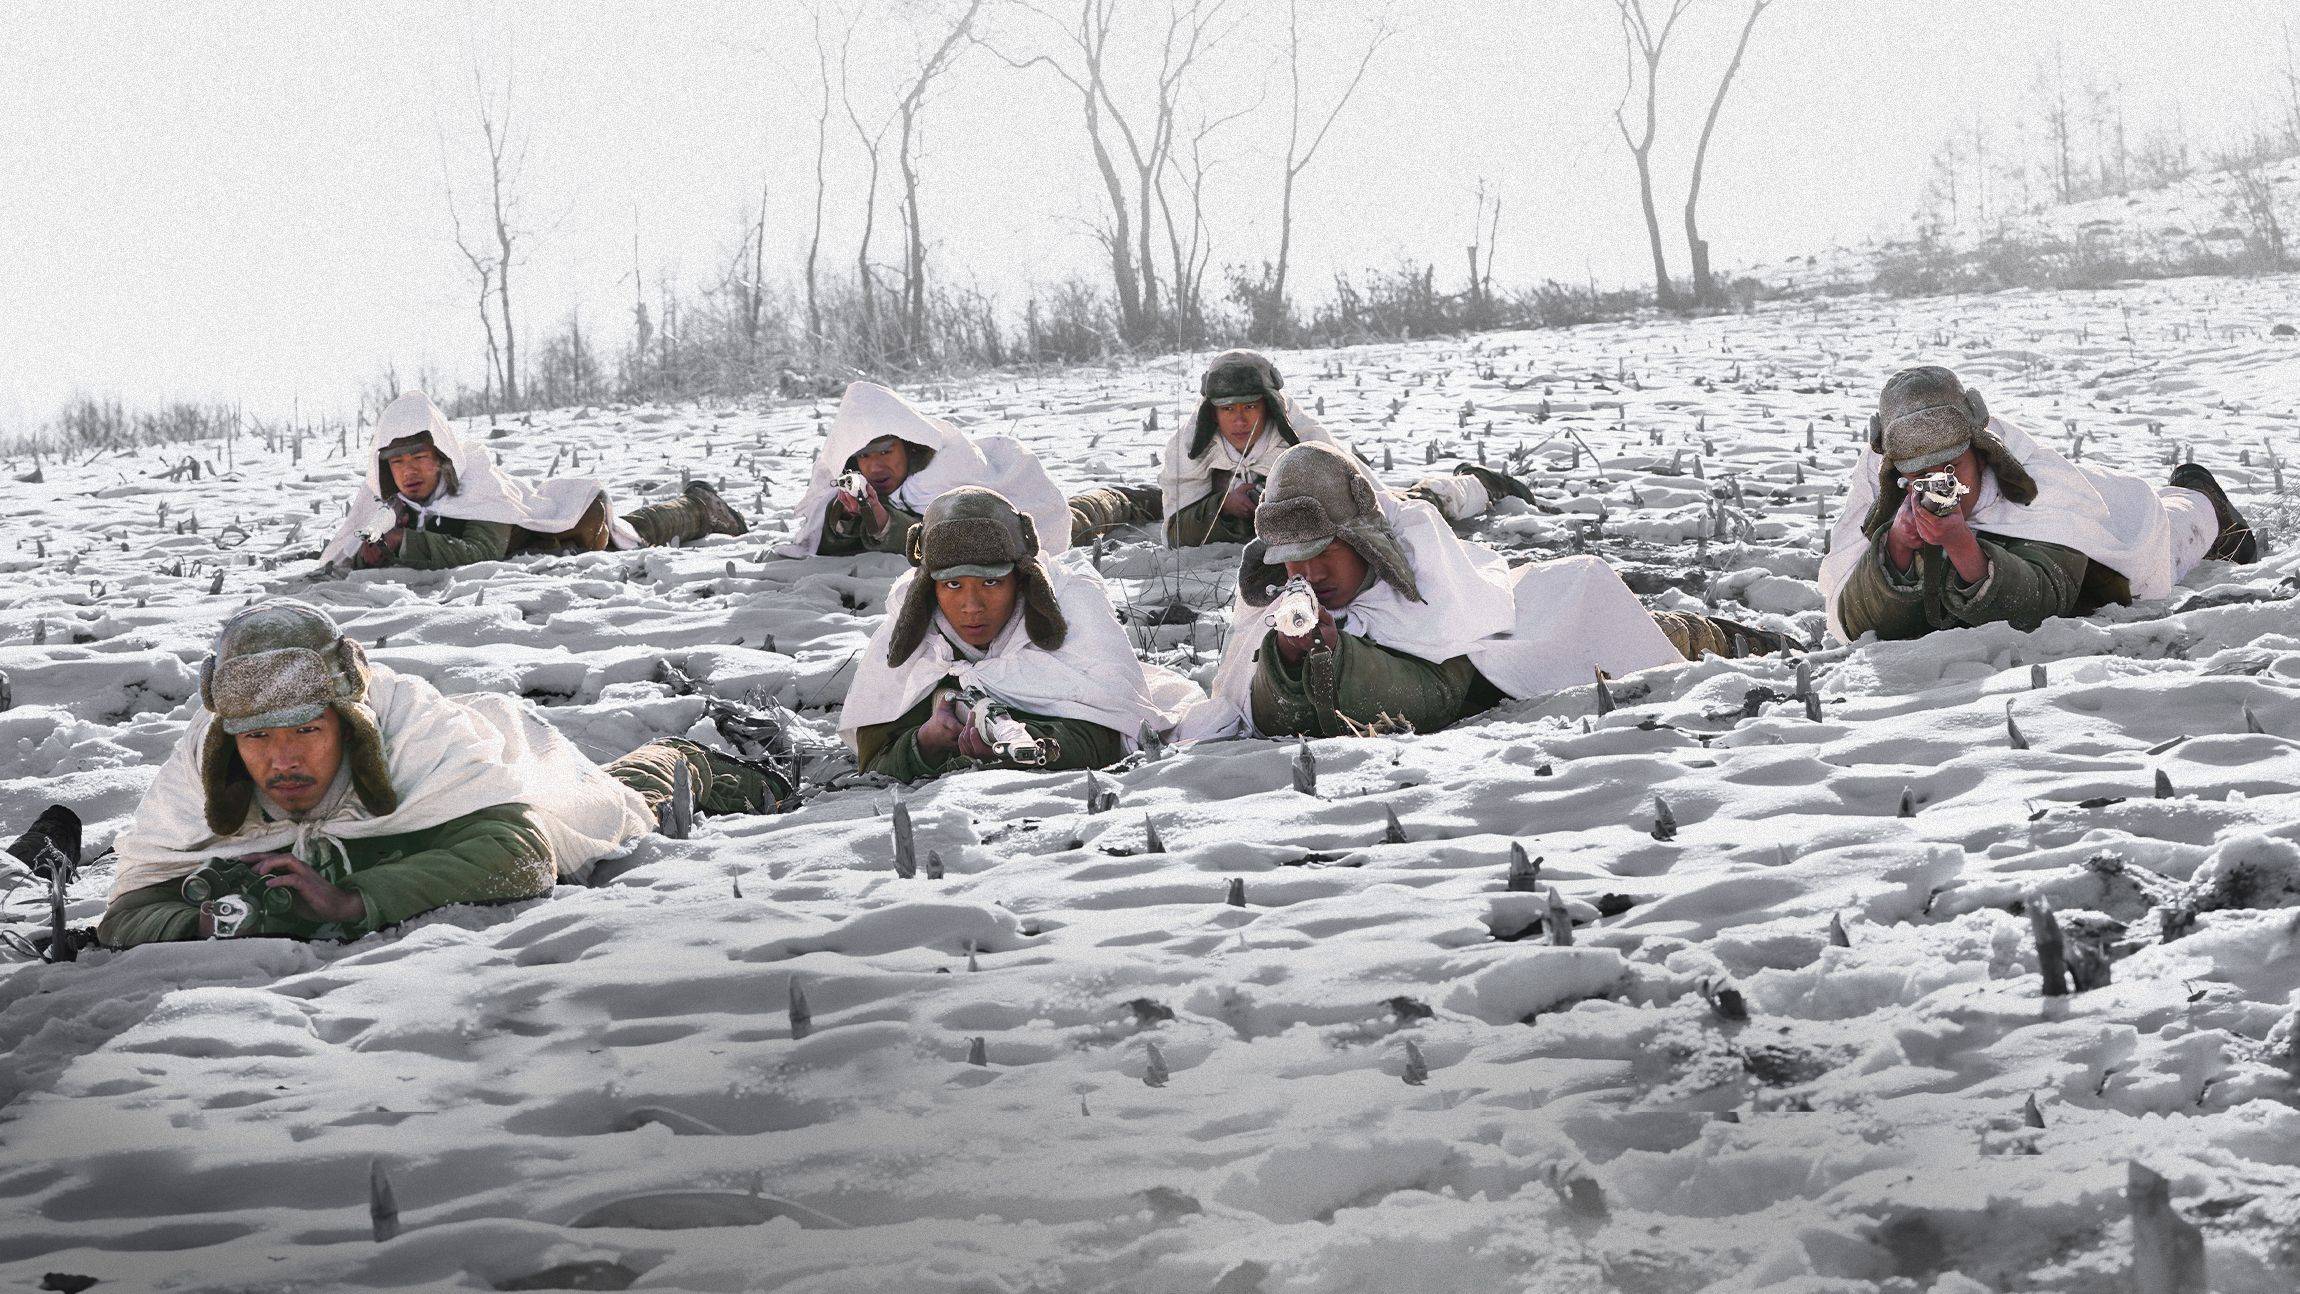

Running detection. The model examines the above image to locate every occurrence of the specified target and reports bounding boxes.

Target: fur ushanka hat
[197,599,397,834]
[886,487,1067,665]
[1861,365,2037,534]
[1239,441,1422,604]
[1187,349,1300,459]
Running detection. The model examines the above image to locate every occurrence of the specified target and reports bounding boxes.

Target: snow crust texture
[6,276,2300,1292]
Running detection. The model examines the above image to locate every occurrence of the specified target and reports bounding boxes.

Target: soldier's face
[1215,400,1266,451]
[1284,539,1372,611]
[233,707,345,815]
[935,575,1019,649]
[388,447,444,502]
[853,439,912,494]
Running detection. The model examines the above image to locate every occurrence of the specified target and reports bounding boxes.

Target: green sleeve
[1249,629,1484,737]
[336,803,555,934]
[97,881,204,948]
[395,520,516,570]
[1940,535,2091,631]
[817,499,922,556]
[862,694,1123,782]
[1834,543,1933,642]
[1164,481,1252,548]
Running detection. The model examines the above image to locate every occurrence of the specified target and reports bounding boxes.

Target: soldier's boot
[625,481,752,546]
[1068,483,1164,537]
[699,746,796,815]
[1650,609,1799,661]
[2169,463,2262,563]
[607,738,793,821]
[1453,460,1540,506]
[6,804,81,878]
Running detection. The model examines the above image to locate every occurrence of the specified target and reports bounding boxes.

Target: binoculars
[180,858,296,918]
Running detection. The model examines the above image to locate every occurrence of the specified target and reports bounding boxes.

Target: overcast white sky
[3,0,2293,435]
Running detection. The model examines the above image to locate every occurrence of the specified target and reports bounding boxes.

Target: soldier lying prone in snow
[100,600,790,948]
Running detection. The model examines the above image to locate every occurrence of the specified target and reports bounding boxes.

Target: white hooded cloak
[1157,392,1351,525]
[1179,493,1682,741]
[1818,414,2181,642]
[839,559,1202,757]
[776,382,1074,558]
[320,392,640,565]
[111,665,655,900]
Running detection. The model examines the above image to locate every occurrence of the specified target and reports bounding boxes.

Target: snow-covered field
[5,274,2300,1293]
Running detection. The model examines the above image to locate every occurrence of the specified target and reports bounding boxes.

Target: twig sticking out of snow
[208,567,225,595]
[925,849,944,880]
[2031,664,2048,690]
[1143,1042,1169,1088]
[2023,1094,2046,1129]
[659,768,694,841]
[730,876,742,899]
[1793,658,1813,701]
[0,670,10,711]
[2155,769,2175,799]
[1545,887,1573,946]
[2007,704,2030,750]
[1142,817,1164,854]
[1224,878,1246,908]
[1402,1040,1429,1086]
[1896,788,1917,818]
[788,977,812,1040]
[1702,979,1749,1022]
[2243,705,2265,735]
[1138,724,1166,762]
[966,940,980,973]
[46,868,73,963]
[1828,913,1851,948]
[1650,796,1677,841]
[1593,669,1615,717]
[1506,844,1542,893]
[369,1159,401,1242]
[2031,897,2069,997]
[1291,741,1316,796]
[1383,806,1407,845]
[891,803,916,878]
[1804,690,1823,723]
[2129,1162,2208,1294]
[967,1037,988,1067]
[1085,771,1118,815]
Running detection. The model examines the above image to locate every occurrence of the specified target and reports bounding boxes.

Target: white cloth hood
[840,557,1200,755]
[1179,494,1682,740]
[1818,413,2176,641]
[776,382,1074,557]
[320,392,639,564]
[1156,391,1350,525]
[111,665,654,900]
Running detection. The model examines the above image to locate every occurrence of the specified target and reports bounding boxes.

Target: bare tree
[1267,0,1393,339]
[805,3,840,348]
[2036,45,2075,205]
[840,17,897,361]
[1681,0,1769,307]
[892,0,985,359]
[1613,0,1690,311]
[440,150,502,408]
[1155,99,1255,341]
[985,0,1238,344]
[467,65,530,407]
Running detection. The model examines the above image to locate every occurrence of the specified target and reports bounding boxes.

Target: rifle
[836,470,874,502]
[937,686,1053,767]
[1907,468,1969,517]
[1265,575,1322,638]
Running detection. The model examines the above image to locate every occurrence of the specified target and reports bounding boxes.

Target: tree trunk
[1682,0,1769,308]
[1633,147,1673,310]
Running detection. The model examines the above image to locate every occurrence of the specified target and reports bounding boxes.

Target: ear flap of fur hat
[1969,415,2037,505]
[337,701,397,817]
[200,725,257,837]
[1862,458,1908,536]
[884,571,942,666]
[1236,538,1288,608]
[1017,558,1067,651]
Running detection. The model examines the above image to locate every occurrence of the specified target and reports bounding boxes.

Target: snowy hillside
[1745,156,2300,298]
[5,274,2300,1292]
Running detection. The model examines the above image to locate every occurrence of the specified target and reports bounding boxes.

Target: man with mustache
[1183,442,1786,740]
[99,600,791,947]
[320,392,751,571]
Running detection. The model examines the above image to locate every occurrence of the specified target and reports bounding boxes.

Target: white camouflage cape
[1818,414,2176,642]
[1179,493,1682,741]
[1156,392,1350,526]
[840,557,1201,756]
[320,391,640,565]
[111,665,654,900]
[777,381,1074,557]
